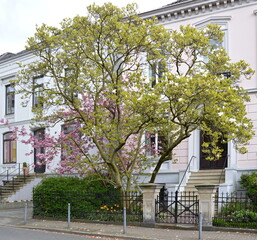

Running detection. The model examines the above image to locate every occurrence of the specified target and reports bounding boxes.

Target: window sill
[4,114,14,119]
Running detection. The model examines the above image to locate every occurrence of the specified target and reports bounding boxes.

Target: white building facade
[0,0,257,193]
[0,51,59,176]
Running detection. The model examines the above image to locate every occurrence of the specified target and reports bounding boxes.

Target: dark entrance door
[34,128,46,173]
[200,132,227,170]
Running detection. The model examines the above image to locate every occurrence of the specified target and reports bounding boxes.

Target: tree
[13,3,254,191]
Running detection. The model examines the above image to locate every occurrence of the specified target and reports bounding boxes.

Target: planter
[23,167,29,176]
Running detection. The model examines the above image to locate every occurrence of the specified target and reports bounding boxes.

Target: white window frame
[5,84,15,115]
[194,16,231,52]
[33,76,44,107]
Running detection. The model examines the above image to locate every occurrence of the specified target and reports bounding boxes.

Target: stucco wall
[238,92,257,168]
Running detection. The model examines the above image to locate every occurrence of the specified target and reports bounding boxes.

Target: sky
[0,0,175,54]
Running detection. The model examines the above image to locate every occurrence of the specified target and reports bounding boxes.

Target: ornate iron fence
[213,191,257,228]
[155,188,199,224]
[33,190,143,222]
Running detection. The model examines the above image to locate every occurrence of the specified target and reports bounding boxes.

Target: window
[3,132,17,163]
[34,128,46,173]
[33,76,44,107]
[195,17,230,49]
[61,123,77,161]
[149,61,165,87]
[6,85,15,115]
[195,17,230,62]
[64,68,78,100]
[62,122,77,135]
[145,133,167,156]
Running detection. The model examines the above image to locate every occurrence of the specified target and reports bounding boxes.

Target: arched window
[3,132,17,164]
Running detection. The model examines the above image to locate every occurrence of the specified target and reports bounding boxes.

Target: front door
[34,128,46,173]
[200,132,227,170]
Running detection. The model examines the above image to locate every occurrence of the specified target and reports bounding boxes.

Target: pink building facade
[139,0,257,192]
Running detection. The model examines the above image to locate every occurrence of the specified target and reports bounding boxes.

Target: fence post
[139,183,163,227]
[123,207,126,234]
[12,178,15,191]
[24,201,28,225]
[68,203,71,229]
[175,191,178,223]
[195,185,218,228]
[198,211,202,240]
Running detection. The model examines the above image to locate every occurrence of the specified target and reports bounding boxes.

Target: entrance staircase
[0,174,36,200]
[184,169,225,192]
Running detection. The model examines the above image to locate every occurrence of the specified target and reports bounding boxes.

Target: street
[0,226,119,240]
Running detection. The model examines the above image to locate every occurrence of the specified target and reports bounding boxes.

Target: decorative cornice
[139,0,257,23]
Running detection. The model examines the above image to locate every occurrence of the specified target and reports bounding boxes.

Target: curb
[0,202,33,209]
[14,225,152,240]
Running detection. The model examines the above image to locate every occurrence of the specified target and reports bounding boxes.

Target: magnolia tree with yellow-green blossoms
[13,3,254,192]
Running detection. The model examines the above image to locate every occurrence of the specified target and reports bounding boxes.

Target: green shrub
[220,200,247,215]
[213,218,257,228]
[240,173,257,206]
[231,210,257,223]
[33,175,120,219]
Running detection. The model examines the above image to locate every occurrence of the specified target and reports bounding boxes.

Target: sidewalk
[0,207,257,240]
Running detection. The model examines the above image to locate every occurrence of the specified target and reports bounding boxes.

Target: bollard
[123,207,126,234]
[24,201,28,225]
[198,211,202,240]
[68,203,71,229]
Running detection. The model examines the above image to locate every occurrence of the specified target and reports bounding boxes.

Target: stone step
[189,173,224,177]
[1,187,23,192]
[184,170,225,194]
[0,174,36,199]
[190,169,223,173]
[187,178,224,183]
[190,173,223,177]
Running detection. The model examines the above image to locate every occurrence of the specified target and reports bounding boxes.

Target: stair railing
[0,163,34,188]
[176,155,196,193]
[0,163,20,185]
[219,155,228,185]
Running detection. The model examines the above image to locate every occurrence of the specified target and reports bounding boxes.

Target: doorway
[200,132,227,170]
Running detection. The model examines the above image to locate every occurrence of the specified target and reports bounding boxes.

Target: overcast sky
[0,0,175,54]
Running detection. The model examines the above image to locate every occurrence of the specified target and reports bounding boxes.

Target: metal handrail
[0,163,33,185]
[0,163,21,184]
[176,155,196,192]
[219,156,228,185]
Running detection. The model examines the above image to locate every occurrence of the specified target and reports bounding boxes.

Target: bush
[213,218,257,228]
[240,173,257,206]
[220,198,254,216]
[231,210,257,223]
[33,175,120,219]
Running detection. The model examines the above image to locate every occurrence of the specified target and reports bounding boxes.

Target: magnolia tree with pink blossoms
[11,3,254,192]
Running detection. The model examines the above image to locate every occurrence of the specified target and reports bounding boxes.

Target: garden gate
[155,187,199,224]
